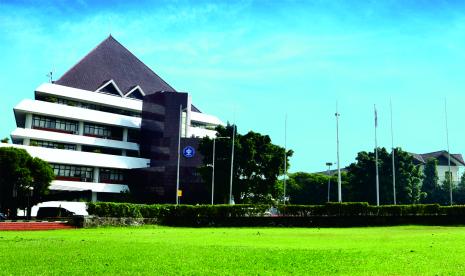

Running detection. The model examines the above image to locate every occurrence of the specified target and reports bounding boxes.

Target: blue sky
[1,0,465,173]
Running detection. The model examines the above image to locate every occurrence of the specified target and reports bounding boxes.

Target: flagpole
[375,104,380,206]
[445,98,452,205]
[176,104,182,205]
[283,113,287,204]
[335,102,342,202]
[229,112,236,205]
[390,99,396,205]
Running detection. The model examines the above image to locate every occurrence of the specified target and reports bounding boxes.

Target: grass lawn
[0,226,464,275]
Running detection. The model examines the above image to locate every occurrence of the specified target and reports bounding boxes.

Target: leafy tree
[421,158,439,203]
[0,147,54,218]
[442,171,454,205]
[198,124,293,204]
[1,137,9,143]
[346,147,423,205]
[283,172,348,205]
[453,172,465,204]
[420,158,449,204]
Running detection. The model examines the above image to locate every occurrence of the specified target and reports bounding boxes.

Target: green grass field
[0,226,464,275]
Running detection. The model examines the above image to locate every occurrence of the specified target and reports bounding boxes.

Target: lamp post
[27,186,34,220]
[211,136,230,205]
[326,162,333,202]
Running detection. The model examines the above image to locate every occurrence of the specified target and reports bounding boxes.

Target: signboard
[183,146,195,158]
[177,190,182,197]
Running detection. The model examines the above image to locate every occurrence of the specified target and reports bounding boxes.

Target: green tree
[1,137,9,143]
[0,147,54,218]
[421,158,439,203]
[346,147,423,204]
[420,158,447,204]
[283,172,348,204]
[453,172,465,204]
[442,170,454,205]
[198,124,293,204]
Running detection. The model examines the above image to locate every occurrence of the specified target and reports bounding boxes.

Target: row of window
[84,124,112,138]
[30,139,76,150]
[31,113,139,143]
[100,168,125,183]
[52,164,93,182]
[51,164,126,183]
[29,140,140,157]
[32,115,78,133]
[40,95,141,117]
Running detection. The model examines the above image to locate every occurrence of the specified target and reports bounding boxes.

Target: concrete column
[91,192,97,202]
[23,138,30,146]
[123,128,128,142]
[78,121,84,135]
[122,149,127,156]
[93,167,100,183]
[76,144,82,151]
[25,113,33,129]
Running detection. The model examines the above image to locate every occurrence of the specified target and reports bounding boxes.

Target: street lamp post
[27,186,34,220]
[211,136,230,205]
[326,162,333,202]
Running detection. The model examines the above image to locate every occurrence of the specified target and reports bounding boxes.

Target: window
[30,139,76,150]
[100,168,125,183]
[51,164,93,182]
[37,95,142,117]
[84,123,112,138]
[32,115,78,133]
[98,81,121,97]
[127,129,140,143]
[126,89,144,100]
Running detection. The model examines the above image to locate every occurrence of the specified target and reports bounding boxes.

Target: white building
[1,35,222,202]
[411,151,465,183]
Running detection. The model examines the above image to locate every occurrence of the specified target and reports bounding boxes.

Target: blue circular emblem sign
[183,146,195,158]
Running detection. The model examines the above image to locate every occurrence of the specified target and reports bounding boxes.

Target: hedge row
[86,202,465,219]
[86,202,270,220]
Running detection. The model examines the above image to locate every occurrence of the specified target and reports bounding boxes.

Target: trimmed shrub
[85,202,463,227]
[87,202,142,218]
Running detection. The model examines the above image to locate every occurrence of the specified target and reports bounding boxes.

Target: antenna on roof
[46,68,55,83]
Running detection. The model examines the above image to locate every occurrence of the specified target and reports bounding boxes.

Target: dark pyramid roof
[55,35,176,94]
[410,151,465,166]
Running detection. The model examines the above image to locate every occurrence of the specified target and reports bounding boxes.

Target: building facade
[1,36,223,203]
[411,151,465,183]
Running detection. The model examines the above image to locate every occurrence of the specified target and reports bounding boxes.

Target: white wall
[15,99,141,129]
[0,144,149,169]
[12,128,139,151]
